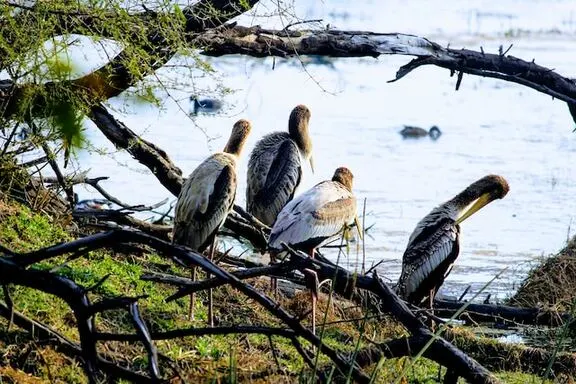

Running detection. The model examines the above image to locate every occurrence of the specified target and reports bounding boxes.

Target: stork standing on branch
[172,119,252,325]
[396,175,510,307]
[246,104,314,226]
[268,167,361,334]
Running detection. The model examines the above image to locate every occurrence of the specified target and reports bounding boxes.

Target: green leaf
[49,101,85,157]
[239,0,250,11]
[173,4,187,23]
[45,55,74,81]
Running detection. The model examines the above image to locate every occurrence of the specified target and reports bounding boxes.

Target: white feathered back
[269,179,357,251]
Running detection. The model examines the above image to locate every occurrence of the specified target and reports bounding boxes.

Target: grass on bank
[0,194,555,383]
[509,236,576,312]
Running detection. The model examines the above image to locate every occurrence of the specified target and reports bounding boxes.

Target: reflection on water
[482,324,576,352]
[74,0,576,300]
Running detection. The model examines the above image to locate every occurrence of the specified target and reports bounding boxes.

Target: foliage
[0,0,218,163]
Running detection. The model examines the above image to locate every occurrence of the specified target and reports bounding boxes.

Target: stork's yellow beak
[455,192,493,225]
[309,155,315,174]
[354,214,364,241]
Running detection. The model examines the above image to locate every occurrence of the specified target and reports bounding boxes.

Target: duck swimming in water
[190,96,223,115]
[400,125,442,140]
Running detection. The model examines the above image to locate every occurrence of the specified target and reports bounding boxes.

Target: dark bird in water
[400,125,442,140]
[190,96,223,114]
[396,175,509,307]
[268,167,361,334]
[172,119,251,325]
[246,104,314,226]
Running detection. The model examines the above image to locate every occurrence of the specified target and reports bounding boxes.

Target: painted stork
[396,174,509,307]
[172,119,251,325]
[268,167,361,334]
[246,104,314,227]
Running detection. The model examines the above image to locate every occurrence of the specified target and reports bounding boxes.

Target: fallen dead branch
[433,299,571,327]
[0,263,159,383]
[368,272,499,384]
[42,172,170,212]
[72,209,173,240]
[0,301,161,383]
[141,261,303,302]
[89,104,184,198]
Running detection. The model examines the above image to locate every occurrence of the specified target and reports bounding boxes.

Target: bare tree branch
[96,325,295,342]
[11,226,571,381]
[43,172,169,212]
[369,272,499,384]
[89,104,184,196]
[433,298,571,327]
[196,26,576,111]
[141,260,302,301]
[4,23,575,124]
[261,247,501,383]
[129,302,161,381]
[72,209,173,239]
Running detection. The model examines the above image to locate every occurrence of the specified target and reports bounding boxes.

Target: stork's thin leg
[429,288,436,332]
[208,236,217,327]
[302,267,318,334]
[302,249,319,335]
[188,267,196,320]
[270,253,278,298]
[311,288,317,335]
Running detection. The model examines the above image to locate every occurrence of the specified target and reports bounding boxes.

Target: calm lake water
[70,0,576,300]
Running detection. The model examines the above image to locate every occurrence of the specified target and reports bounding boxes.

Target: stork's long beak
[455,193,493,225]
[354,214,364,241]
[309,155,315,174]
